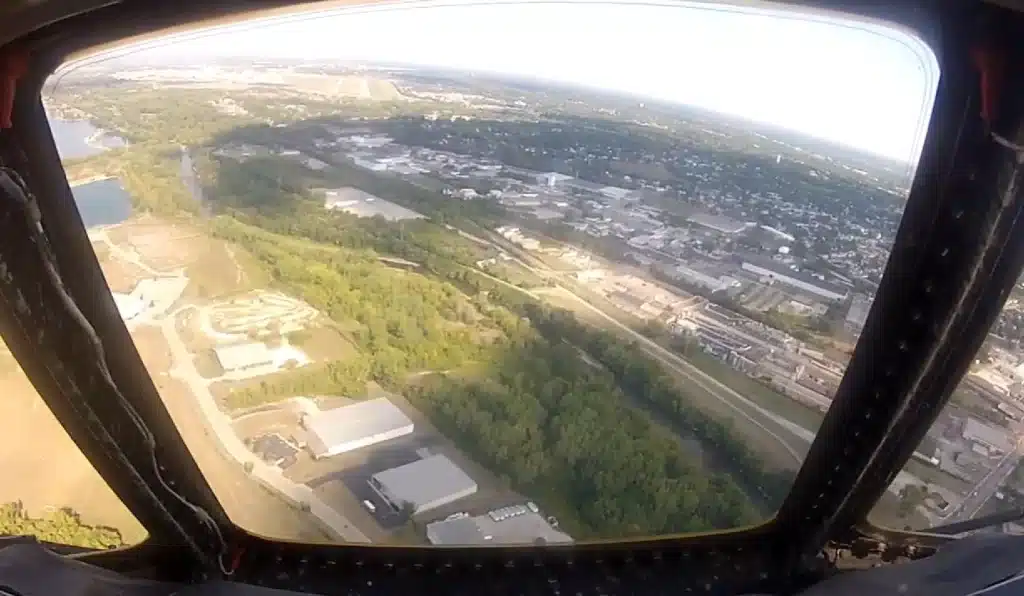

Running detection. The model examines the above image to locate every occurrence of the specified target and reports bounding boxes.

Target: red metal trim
[229,545,245,574]
[0,47,28,129]
[971,45,1005,127]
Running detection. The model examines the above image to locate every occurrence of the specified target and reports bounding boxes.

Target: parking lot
[310,437,430,529]
[249,434,298,469]
[231,392,526,538]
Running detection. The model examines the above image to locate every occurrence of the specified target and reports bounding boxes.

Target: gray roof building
[369,454,477,514]
[426,505,573,546]
[962,417,1013,453]
[687,213,752,235]
[302,397,414,459]
[741,256,850,301]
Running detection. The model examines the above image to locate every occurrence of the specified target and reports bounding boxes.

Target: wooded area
[0,502,123,549]
[211,211,792,537]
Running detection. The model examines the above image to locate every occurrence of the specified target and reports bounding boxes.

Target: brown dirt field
[132,324,172,374]
[98,256,149,294]
[107,220,199,269]
[92,242,111,264]
[153,377,330,542]
[185,241,250,300]
[176,311,217,353]
[105,218,263,301]
[194,349,225,379]
[0,352,148,544]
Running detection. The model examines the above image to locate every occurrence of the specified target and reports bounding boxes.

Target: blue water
[48,118,133,228]
[71,179,133,228]
[49,118,125,161]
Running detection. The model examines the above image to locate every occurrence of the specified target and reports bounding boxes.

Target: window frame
[0,0,1018,584]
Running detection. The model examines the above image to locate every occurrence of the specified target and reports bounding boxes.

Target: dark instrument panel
[4,534,1024,596]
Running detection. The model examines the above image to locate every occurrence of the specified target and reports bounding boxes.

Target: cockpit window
[871,296,1024,530]
[41,0,936,544]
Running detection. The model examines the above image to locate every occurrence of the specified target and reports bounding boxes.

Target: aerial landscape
[3,42,1022,549]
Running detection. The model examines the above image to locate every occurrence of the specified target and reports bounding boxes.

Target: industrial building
[687,213,753,235]
[302,397,414,459]
[962,417,1014,455]
[322,187,425,221]
[845,294,872,333]
[369,454,477,515]
[741,257,850,302]
[537,171,573,188]
[213,342,274,372]
[669,264,740,293]
[426,504,572,546]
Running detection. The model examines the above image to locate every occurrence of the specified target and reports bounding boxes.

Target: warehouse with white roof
[214,342,274,372]
[369,454,477,515]
[302,397,414,459]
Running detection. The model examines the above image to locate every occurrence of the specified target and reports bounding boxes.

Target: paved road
[475,230,815,461]
[527,280,810,462]
[942,445,1022,525]
[476,234,944,502]
[159,306,370,543]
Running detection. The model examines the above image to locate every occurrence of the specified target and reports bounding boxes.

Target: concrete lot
[228,391,522,540]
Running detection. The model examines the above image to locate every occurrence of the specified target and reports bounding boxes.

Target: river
[179,147,210,215]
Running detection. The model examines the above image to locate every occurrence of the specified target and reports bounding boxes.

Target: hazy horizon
[59,0,940,163]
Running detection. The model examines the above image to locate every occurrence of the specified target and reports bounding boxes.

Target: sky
[81,0,939,161]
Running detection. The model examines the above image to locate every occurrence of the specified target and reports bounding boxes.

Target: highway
[941,442,1023,525]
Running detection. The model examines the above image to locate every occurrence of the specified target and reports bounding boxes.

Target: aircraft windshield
[27,0,937,547]
[872,293,1024,531]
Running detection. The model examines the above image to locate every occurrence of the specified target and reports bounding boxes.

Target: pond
[49,118,126,161]
[49,118,133,228]
[71,179,133,229]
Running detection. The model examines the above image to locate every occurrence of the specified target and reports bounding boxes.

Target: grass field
[194,349,225,379]
[485,262,546,289]
[683,351,825,434]
[289,325,358,361]
[185,239,269,300]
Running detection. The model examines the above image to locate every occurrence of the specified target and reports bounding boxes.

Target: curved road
[159,305,370,543]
